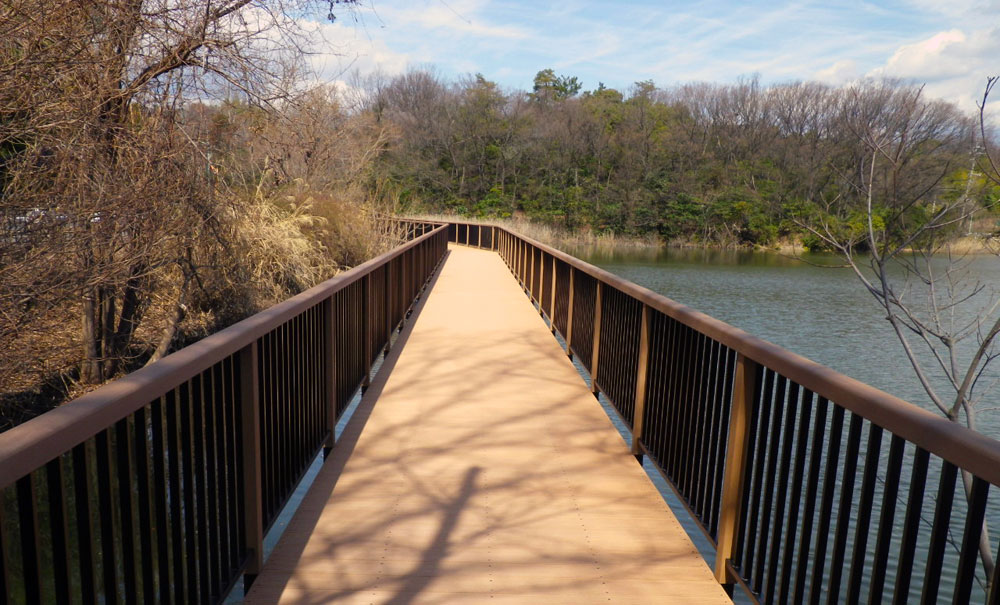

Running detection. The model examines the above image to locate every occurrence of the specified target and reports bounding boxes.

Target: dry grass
[0,189,393,431]
[403,213,662,252]
[941,235,998,255]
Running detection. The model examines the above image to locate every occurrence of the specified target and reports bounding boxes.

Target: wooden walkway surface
[246,244,731,604]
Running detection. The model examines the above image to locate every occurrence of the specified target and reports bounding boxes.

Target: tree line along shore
[2,0,997,429]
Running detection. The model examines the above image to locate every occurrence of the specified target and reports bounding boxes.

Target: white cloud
[902,0,999,18]
[373,0,529,40]
[866,27,1000,113]
[298,17,412,84]
[815,59,860,85]
[874,30,969,80]
[292,0,1000,118]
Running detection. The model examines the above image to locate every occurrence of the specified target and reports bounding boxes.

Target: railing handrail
[493,226,1000,487]
[0,223,448,491]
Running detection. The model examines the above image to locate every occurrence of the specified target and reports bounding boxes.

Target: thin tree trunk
[100,287,116,379]
[108,271,146,375]
[81,289,101,384]
[145,284,186,366]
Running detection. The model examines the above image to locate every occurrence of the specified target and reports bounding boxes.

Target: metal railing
[6,215,1000,604]
[0,221,446,604]
[448,220,1000,604]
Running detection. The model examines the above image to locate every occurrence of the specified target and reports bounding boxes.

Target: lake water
[566,245,1000,437]
[564,245,1000,602]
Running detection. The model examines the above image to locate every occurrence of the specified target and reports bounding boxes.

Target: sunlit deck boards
[245,244,730,604]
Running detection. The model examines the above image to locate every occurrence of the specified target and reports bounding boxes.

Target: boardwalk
[246,244,730,604]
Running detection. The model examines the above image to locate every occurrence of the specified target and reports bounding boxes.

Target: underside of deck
[245,244,730,604]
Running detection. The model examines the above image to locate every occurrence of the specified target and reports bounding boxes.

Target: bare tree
[799,79,1000,587]
[0,0,359,406]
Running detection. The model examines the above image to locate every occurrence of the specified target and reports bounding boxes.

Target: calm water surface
[567,245,1000,438]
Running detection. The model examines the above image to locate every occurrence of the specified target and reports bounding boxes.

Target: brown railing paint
[0,221,446,603]
[6,218,1000,604]
[467,221,1000,605]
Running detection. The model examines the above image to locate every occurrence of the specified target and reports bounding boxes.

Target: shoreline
[402,214,999,257]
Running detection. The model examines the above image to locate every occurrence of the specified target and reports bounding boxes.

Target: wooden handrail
[6,215,998,604]
[485,225,1000,488]
[471,221,1000,604]
[0,224,447,491]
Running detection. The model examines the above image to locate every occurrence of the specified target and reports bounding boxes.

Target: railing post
[714,353,759,586]
[631,304,651,460]
[565,267,575,358]
[513,238,518,279]
[529,245,535,302]
[523,241,528,290]
[520,241,525,288]
[492,226,497,251]
[549,256,557,329]
[477,224,482,248]
[239,342,264,590]
[324,297,336,453]
[591,282,603,396]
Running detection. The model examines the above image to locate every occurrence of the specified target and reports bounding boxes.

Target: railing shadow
[245,246,715,603]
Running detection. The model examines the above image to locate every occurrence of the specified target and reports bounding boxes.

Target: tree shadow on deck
[244,246,726,604]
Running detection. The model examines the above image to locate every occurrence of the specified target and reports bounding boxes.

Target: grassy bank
[404,213,662,251]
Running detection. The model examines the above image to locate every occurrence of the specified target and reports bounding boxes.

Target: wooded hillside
[364,70,998,246]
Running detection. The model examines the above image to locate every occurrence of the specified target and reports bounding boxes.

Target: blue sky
[306,0,1000,113]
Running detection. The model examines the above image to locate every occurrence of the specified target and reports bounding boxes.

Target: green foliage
[474,186,513,218]
[369,70,980,247]
[532,69,582,101]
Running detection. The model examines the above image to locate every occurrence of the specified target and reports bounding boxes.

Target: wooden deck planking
[245,244,731,604]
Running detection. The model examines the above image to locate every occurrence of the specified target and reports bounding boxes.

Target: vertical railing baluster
[325,296,337,453]
[193,375,213,603]
[827,412,864,604]
[95,428,118,604]
[117,416,140,601]
[869,435,905,604]
[132,407,156,603]
[239,342,264,591]
[16,474,42,604]
[71,442,97,605]
[777,387,813,604]
[44,456,71,605]
[763,382,799,605]
[714,354,759,587]
[809,405,846,602]
[384,266,393,354]
[922,460,958,603]
[166,390,187,600]
[362,274,372,392]
[0,491,8,605]
[955,478,990,603]
[844,424,883,604]
[150,398,172,605]
[793,395,828,603]
[207,369,224,599]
